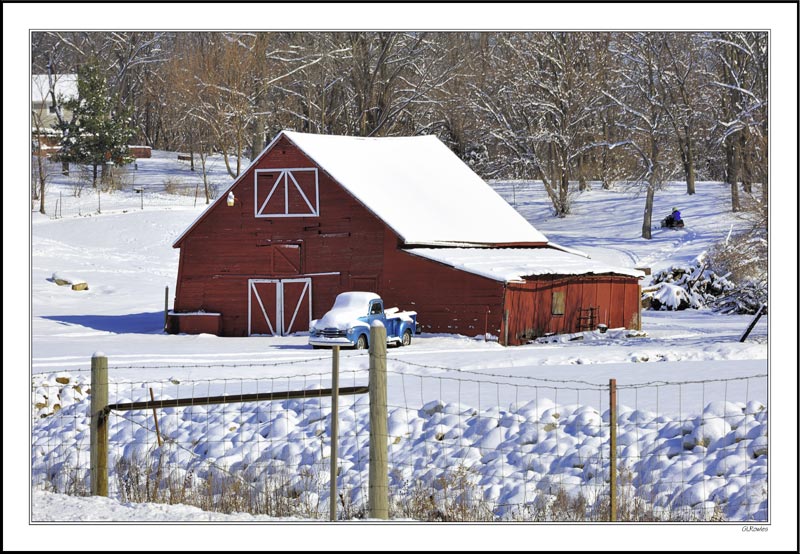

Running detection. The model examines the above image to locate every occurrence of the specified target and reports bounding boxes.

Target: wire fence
[32,157,225,219]
[31,354,768,522]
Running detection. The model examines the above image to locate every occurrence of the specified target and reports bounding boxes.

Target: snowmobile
[660,209,685,229]
[660,216,685,229]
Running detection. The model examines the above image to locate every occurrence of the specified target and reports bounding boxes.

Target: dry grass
[35,452,735,521]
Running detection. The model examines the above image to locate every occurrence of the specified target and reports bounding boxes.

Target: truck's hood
[315,309,366,330]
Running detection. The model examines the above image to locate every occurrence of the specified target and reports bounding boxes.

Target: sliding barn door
[248,278,312,336]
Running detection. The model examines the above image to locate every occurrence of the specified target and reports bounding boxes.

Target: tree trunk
[189,130,195,172]
[726,138,741,212]
[740,132,752,194]
[251,112,264,160]
[601,121,612,189]
[641,182,655,239]
[200,149,210,205]
[642,126,660,240]
[578,153,588,191]
[235,125,242,177]
[221,146,236,178]
[685,130,696,195]
[37,151,46,215]
[92,163,99,188]
[559,171,570,217]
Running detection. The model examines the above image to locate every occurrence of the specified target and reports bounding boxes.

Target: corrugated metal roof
[406,247,645,282]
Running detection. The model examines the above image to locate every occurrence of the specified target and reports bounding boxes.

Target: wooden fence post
[369,322,389,519]
[91,353,109,496]
[739,304,765,342]
[149,388,163,447]
[609,378,617,521]
[330,345,340,521]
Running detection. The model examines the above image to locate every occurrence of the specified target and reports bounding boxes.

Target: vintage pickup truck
[308,292,418,349]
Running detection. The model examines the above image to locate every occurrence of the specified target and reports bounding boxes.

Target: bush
[643,234,767,315]
[705,233,767,314]
[643,260,736,311]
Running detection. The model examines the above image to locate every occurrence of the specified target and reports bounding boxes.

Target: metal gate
[248,278,312,336]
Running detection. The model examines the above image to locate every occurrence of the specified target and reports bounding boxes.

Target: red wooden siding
[172,136,390,336]
[383,243,506,337]
[166,313,221,335]
[502,275,641,345]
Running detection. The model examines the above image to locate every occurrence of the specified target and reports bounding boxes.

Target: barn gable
[174,130,549,249]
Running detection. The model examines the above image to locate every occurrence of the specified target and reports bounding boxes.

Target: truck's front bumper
[308,336,355,347]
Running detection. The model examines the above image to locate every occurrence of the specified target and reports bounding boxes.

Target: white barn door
[248,278,312,336]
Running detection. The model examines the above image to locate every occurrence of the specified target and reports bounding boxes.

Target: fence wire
[31,360,768,522]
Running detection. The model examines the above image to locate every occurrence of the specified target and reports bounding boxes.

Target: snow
[406,246,644,282]
[280,131,549,246]
[31,73,78,103]
[20,150,783,528]
[312,291,378,328]
[31,489,294,522]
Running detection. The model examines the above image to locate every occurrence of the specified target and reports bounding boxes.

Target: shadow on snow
[42,312,165,334]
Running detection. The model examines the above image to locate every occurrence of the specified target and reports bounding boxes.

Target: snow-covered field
[15,148,790,533]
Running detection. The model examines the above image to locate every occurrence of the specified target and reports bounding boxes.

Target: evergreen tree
[57,62,135,186]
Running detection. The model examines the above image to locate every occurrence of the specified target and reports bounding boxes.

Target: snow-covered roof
[406,247,645,282]
[32,74,78,104]
[281,131,549,246]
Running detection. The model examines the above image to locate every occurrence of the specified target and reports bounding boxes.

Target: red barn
[169,131,643,345]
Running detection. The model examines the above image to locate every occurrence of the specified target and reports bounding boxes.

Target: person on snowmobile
[664,207,683,228]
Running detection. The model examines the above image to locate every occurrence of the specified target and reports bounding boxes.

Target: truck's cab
[308,292,418,349]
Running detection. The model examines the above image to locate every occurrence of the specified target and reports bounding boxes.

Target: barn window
[551,291,565,316]
[255,168,319,218]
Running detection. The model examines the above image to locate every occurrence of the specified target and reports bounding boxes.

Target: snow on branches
[642,252,765,315]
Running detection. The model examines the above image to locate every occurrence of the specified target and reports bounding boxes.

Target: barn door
[281,278,312,335]
[249,280,279,336]
[248,278,312,336]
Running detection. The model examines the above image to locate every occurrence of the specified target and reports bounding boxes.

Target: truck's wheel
[356,335,368,350]
[401,329,412,347]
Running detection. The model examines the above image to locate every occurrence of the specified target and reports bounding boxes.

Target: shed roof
[281,131,548,246]
[406,247,645,283]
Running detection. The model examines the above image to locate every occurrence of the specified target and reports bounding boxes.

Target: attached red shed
[169,131,643,345]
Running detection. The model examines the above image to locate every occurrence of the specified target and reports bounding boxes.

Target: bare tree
[657,33,711,195]
[707,32,768,212]
[30,30,768,231]
[469,32,603,216]
[604,32,681,239]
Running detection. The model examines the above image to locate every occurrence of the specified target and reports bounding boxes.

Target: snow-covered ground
[10,145,793,541]
[30,489,293,522]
